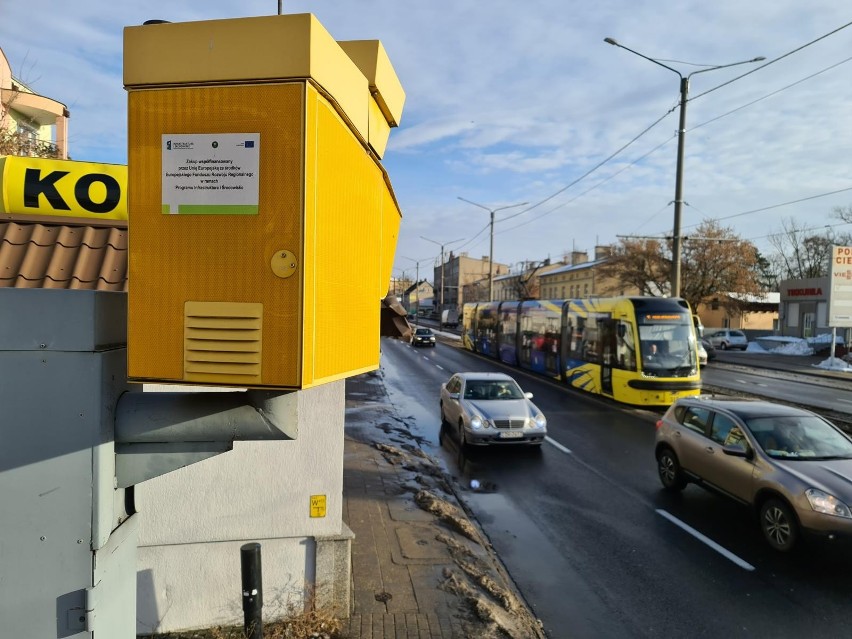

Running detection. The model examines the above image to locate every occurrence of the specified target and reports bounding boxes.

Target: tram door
[600,318,617,395]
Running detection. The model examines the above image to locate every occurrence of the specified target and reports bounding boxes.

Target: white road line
[838,398,852,404]
[545,436,571,454]
[656,509,755,572]
[435,365,445,370]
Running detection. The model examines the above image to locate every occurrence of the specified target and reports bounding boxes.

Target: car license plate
[499,431,523,439]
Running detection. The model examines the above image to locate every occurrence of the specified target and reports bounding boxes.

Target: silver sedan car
[440,372,547,447]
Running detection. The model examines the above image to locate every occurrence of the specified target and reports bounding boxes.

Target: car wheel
[657,448,687,492]
[760,498,799,552]
[721,342,729,350]
[457,420,467,448]
[440,402,449,427]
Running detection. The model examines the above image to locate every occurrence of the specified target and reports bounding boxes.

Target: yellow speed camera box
[123,14,404,389]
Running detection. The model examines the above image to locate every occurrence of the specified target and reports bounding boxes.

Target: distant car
[440,372,546,447]
[411,327,436,347]
[655,396,852,551]
[697,340,708,367]
[707,328,748,351]
[700,337,716,363]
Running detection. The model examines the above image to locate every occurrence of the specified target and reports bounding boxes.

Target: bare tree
[766,217,836,280]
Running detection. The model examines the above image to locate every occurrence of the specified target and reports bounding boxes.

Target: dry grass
[145,604,343,639]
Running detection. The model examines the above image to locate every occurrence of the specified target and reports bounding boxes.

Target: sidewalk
[341,370,546,639]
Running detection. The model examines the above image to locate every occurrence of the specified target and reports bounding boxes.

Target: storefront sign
[829,246,852,327]
[0,156,127,221]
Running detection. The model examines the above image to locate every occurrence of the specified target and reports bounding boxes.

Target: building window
[787,302,799,328]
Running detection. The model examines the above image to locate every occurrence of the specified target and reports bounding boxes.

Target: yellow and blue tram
[462,297,702,407]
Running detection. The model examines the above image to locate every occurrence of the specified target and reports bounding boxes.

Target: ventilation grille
[184,301,263,384]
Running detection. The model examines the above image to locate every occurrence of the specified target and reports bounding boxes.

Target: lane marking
[436,365,445,371]
[545,436,572,455]
[656,509,755,571]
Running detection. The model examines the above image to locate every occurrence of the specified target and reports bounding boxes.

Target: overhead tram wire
[692,55,852,131]
[498,133,678,235]
[745,220,852,244]
[691,18,852,102]
[648,186,852,241]
[497,108,677,224]
[478,22,852,250]
[499,22,852,231]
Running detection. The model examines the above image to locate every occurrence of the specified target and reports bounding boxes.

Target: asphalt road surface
[379,335,852,639]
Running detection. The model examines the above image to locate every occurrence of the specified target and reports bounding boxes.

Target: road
[379,335,852,639]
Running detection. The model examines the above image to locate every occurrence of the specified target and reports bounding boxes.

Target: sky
[3,2,852,283]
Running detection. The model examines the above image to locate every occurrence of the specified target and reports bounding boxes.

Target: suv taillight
[655,419,664,430]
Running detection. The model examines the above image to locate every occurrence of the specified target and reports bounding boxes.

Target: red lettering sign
[788,288,823,296]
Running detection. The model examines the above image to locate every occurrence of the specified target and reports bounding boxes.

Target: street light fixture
[604,37,764,298]
[457,197,528,301]
[420,236,463,316]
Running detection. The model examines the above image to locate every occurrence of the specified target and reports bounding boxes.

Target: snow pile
[747,335,852,372]
[747,337,813,356]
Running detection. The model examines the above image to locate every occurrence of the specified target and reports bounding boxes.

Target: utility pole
[604,37,763,297]
[457,197,527,301]
[421,236,463,316]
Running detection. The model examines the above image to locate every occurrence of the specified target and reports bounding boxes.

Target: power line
[493,20,852,238]
[692,55,852,131]
[691,19,852,102]
[498,108,676,222]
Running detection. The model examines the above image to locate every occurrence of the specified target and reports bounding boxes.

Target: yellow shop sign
[0,156,127,221]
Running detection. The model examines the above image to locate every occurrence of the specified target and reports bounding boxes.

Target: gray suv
[655,396,852,551]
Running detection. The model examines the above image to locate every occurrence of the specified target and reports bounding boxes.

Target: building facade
[694,293,779,335]
[434,252,508,313]
[1,47,69,159]
[402,279,434,315]
[778,277,836,339]
[538,247,637,300]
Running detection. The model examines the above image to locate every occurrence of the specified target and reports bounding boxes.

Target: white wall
[134,380,345,634]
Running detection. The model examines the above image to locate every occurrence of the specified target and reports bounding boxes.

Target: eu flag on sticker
[244,140,255,148]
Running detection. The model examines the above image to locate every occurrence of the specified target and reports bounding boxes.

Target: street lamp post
[603,38,764,298]
[421,236,463,316]
[457,197,528,301]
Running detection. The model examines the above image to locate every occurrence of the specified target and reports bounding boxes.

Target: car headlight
[470,415,483,429]
[525,414,546,429]
[805,488,852,519]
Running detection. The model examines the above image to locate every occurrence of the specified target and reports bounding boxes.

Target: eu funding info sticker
[161,133,260,214]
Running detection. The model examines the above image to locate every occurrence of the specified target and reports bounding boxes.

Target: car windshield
[746,415,852,460]
[463,380,524,400]
[415,329,432,335]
